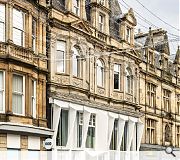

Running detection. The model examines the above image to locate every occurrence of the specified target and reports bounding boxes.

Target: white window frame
[96,59,104,87]
[147,83,156,107]
[0,4,5,42]
[13,8,25,47]
[31,80,36,118]
[86,114,96,148]
[99,0,105,5]
[32,18,37,52]
[114,64,121,90]
[72,47,81,77]
[99,14,104,32]
[77,112,83,148]
[0,71,5,113]
[56,40,66,73]
[73,0,80,16]
[110,119,118,150]
[126,27,131,43]
[12,74,25,115]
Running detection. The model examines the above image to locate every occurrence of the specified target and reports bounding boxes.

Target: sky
[119,0,179,55]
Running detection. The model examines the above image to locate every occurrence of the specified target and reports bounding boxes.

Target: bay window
[86,114,96,148]
[73,0,80,16]
[12,74,25,115]
[56,110,68,146]
[72,47,80,77]
[114,64,120,90]
[96,59,104,87]
[0,4,5,42]
[110,119,118,150]
[13,8,25,46]
[0,71,5,112]
[56,41,66,73]
[31,80,36,118]
[32,18,37,52]
[77,112,83,147]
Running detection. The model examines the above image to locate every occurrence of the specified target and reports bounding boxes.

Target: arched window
[96,59,104,87]
[165,124,171,142]
[72,47,80,77]
[126,68,133,94]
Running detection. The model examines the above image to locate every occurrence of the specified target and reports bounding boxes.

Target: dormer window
[126,27,131,43]
[149,51,154,65]
[99,14,105,32]
[73,0,80,16]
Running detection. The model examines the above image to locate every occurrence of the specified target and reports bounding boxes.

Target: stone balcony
[0,42,47,69]
[0,42,36,65]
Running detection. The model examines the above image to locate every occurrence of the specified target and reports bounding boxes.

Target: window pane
[0,91,3,111]
[13,75,23,93]
[12,94,22,114]
[57,110,68,146]
[56,51,65,73]
[13,8,24,30]
[13,28,23,46]
[86,127,95,148]
[0,22,5,42]
[0,4,5,22]
[56,41,66,73]
[114,73,119,89]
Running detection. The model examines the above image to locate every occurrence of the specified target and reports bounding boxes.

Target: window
[96,59,104,87]
[73,0,80,15]
[32,18,37,52]
[99,14,104,32]
[164,58,168,68]
[86,114,96,148]
[114,64,120,90]
[0,4,5,42]
[110,119,118,150]
[177,95,180,115]
[31,80,36,118]
[0,71,5,112]
[163,89,171,112]
[99,0,105,5]
[126,27,131,43]
[148,52,154,65]
[12,74,25,115]
[120,121,128,151]
[147,83,156,107]
[77,112,83,147]
[177,126,180,147]
[165,124,171,142]
[13,8,25,46]
[146,119,156,144]
[56,41,66,73]
[7,149,20,160]
[56,110,68,146]
[72,47,80,77]
[126,68,133,94]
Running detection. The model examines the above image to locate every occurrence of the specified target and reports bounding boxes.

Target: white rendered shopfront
[51,99,144,160]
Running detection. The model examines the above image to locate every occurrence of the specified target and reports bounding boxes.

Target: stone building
[47,0,144,158]
[135,28,180,150]
[0,0,53,153]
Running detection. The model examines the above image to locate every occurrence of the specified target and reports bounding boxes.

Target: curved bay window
[72,47,81,77]
[96,59,104,87]
[0,4,5,42]
[126,68,133,94]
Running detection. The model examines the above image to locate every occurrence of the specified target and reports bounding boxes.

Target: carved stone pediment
[122,8,137,26]
[71,20,93,35]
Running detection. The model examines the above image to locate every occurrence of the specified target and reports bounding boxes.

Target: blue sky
[119,0,179,55]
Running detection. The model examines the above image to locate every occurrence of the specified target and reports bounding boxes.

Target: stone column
[28,12,33,49]
[81,0,87,20]
[7,2,13,42]
[38,20,43,54]
[42,22,46,55]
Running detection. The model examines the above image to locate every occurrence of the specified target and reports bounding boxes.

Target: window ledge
[55,73,69,76]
